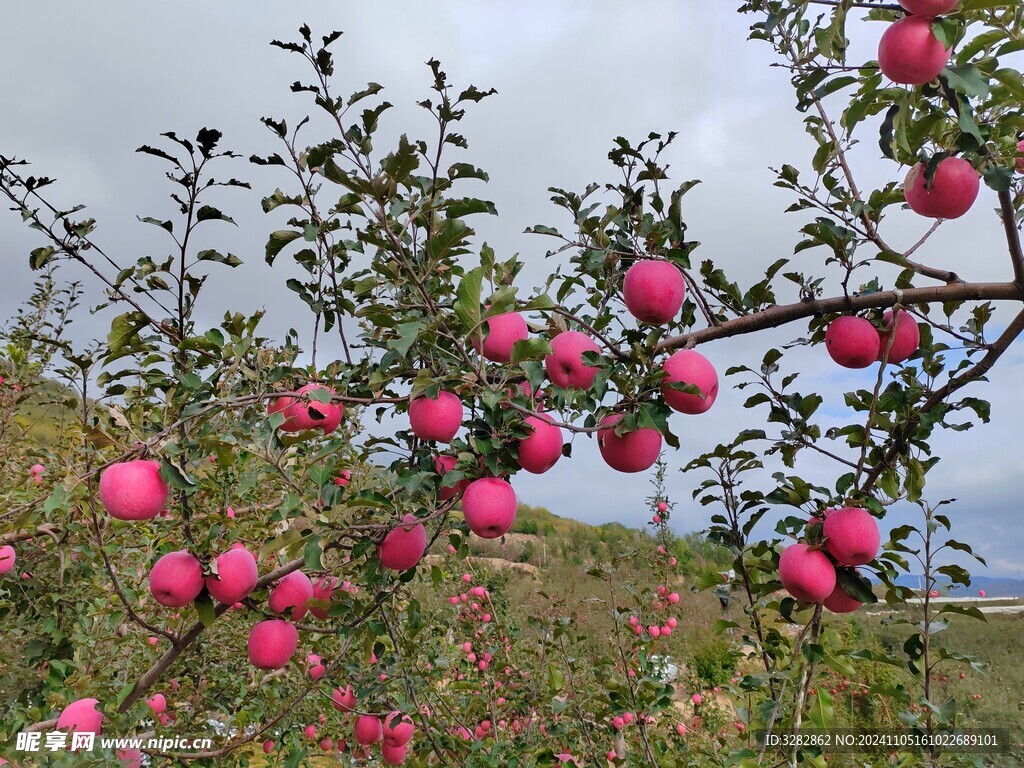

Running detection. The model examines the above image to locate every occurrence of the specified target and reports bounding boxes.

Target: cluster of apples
[875,1,982,219]
[824,309,921,369]
[778,506,881,612]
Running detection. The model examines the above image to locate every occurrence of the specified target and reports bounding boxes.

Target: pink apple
[383,711,415,747]
[309,576,338,620]
[823,507,881,566]
[623,259,686,324]
[269,384,343,434]
[205,547,258,605]
[472,312,529,363]
[379,514,428,571]
[824,580,864,614]
[382,743,409,765]
[597,414,662,473]
[904,157,979,219]
[319,738,333,752]
[56,697,103,739]
[779,544,837,603]
[150,550,204,608]
[332,685,357,712]
[30,463,45,475]
[262,740,275,754]
[408,390,463,442]
[117,748,143,768]
[269,570,314,620]
[825,316,880,369]
[878,15,950,85]
[434,454,470,500]
[544,330,601,390]
[662,349,719,414]
[899,0,959,16]
[979,589,986,597]
[355,715,383,746]
[516,414,564,474]
[248,619,298,670]
[145,693,167,715]
[99,459,169,520]
[0,545,15,575]
[876,309,921,363]
[462,478,517,539]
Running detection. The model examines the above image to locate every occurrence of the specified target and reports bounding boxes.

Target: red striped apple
[876,309,921,363]
[904,157,979,219]
[544,331,601,390]
[878,16,950,85]
[149,550,204,608]
[408,390,463,442]
[462,478,517,539]
[205,547,258,605]
[662,350,719,414]
[99,459,169,520]
[354,715,383,745]
[825,316,880,369]
[269,570,314,620]
[379,514,427,571]
[472,312,528,363]
[823,507,881,566]
[248,619,298,669]
[623,260,686,324]
[516,414,564,474]
[779,544,836,603]
[597,414,662,473]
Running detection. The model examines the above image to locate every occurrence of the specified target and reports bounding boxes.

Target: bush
[690,637,737,688]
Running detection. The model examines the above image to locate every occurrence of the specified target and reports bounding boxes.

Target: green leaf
[265,230,302,265]
[391,320,427,358]
[196,249,243,267]
[453,267,484,335]
[29,246,57,270]
[195,593,216,628]
[509,338,552,365]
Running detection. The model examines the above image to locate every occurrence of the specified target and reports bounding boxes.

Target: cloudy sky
[2,2,1022,578]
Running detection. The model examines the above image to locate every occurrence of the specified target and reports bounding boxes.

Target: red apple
[899,0,959,15]
[309,576,338,620]
[544,330,601,390]
[823,507,881,566]
[205,547,258,605]
[379,514,427,571]
[825,316,880,369]
[269,570,314,620]
[408,390,463,442]
[876,309,921,363]
[904,157,979,219]
[779,544,836,603]
[516,414,564,474]
[117,748,143,768]
[145,693,167,715]
[56,697,103,738]
[332,685,357,712]
[99,459,169,520]
[383,711,415,747]
[623,260,686,324]
[472,312,529,363]
[269,384,343,434]
[597,414,662,473]
[824,580,864,614]
[462,478,517,539]
[434,454,470,500]
[0,545,15,575]
[262,740,275,754]
[248,619,298,670]
[382,744,409,765]
[354,715,383,746]
[1016,139,1024,173]
[149,550,204,608]
[878,15,950,85]
[662,350,719,414]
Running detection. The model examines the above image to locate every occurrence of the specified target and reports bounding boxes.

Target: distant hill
[892,574,1024,599]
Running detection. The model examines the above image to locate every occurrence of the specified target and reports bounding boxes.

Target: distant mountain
[891,574,1024,599]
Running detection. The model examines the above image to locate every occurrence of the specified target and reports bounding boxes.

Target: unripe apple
[383,711,415,747]
[354,715,383,746]
[269,384,343,434]
[876,309,921,364]
[824,580,864,614]
[0,545,15,575]
[247,619,298,669]
[622,259,686,324]
[516,414,564,474]
[878,16,950,85]
[269,570,314,620]
[382,743,409,765]
[99,459,169,520]
[597,414,662,473]
[662,350,719,414]
[544,330,601,390]
[309,576,338,620]
[205,547,258,605]
[779,543,836,603]
[56,697,103,738]
[904,157,979,219]
[823,507,881,566]
[149,550,204,608]
[899,0,959,16]
[472,311,529,363]
[825,316,880,369]
[408,390,463,442]
[462,478,517,539]
[379,514,427,571]
[434,454,470,500]
[331,685,357,712]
